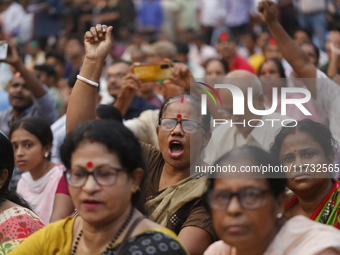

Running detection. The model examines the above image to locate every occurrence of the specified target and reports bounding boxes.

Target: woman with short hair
[205,146,340,255]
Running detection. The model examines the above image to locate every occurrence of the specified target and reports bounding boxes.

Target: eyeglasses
[208,188,269,210]
[65,166,124,187]
[159,118,205,133]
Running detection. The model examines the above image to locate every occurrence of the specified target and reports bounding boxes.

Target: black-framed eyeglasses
[159,118,205,133]
[208,188,269,210]
[65,166,124,187]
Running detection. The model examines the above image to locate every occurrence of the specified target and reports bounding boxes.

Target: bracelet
[77,75,99,87]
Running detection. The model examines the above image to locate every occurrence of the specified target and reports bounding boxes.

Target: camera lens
[160,64,169,69]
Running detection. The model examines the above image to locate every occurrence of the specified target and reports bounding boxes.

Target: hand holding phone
[132,62,173,82]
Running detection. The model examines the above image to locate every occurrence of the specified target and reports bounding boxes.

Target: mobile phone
[132,62,173,82]
[0,44,8,60]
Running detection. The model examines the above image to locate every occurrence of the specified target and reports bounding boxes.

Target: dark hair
[67,72,78,88]
[328,25,340,33]
[209,146,287,199]
[244,31,258,42]
[66,34,84,47]
[0,131,32,209]
[158,94,211,133]
[292,27,312,41]
[258,58,286,79]
[96,105,123,122]
[270,119,338,160]
[301,42,319,66]
[60,120,145,207]
[34,64,58,79]
[45,51,66,66]
[9,117,53,160]
[193,32,206,42]
[175,40,189,55]
[204,58,230,75]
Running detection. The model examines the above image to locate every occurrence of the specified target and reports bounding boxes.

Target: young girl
[10,117,65,224]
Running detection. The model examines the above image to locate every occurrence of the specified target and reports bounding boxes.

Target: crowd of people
[1,0,340,254]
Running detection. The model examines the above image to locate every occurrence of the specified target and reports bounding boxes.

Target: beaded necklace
[70,206,134,255]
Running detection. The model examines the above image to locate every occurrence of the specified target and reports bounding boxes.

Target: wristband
[77,75,99,87]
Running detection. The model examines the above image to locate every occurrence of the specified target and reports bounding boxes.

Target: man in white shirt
[204,70,293,164]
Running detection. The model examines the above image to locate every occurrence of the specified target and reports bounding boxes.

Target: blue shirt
[124,95,157,120]
[138,0,163,31]
[225,0,253,27]
[0,90,10,112]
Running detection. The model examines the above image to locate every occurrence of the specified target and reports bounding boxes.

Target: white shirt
[316,70,340,144]
[298,0,326,14]
[204,112,290,165]
[124,109,160,148]
[0,2,32,42]
[17,165,64,224]
[197,0,225,27]
[188,44,219,66]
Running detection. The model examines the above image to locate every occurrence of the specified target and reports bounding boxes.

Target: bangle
[77,75,99,87]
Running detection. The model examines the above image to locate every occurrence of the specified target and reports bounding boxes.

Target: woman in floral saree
[271,119,340,228]
[0,131,44,254]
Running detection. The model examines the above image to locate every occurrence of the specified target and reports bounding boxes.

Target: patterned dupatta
[285,180,340,229]
[145,173,207,230]
[0,206,44,254]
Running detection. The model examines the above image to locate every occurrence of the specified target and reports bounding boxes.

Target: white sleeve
[316,69,340,143]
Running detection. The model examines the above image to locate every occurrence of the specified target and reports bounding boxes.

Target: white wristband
[77,75,99,87]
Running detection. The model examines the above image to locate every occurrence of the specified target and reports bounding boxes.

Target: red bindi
[87,162,93,168]
[180,96,185,103]
[177,114,182,118]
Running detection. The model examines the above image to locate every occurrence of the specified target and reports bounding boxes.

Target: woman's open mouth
[168,140,184,159]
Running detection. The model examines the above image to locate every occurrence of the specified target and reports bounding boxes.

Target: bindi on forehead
[87,162,93,168]
[177,114,182,119]
[179,96,185,103]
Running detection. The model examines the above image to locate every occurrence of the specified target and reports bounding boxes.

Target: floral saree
[0,206,44,254]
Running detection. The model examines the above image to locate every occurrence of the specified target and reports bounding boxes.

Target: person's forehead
[302,44,315,55]
[295,30,308,37]
[108,63,130,73]
[10,76,25,85]
[328,31,340,41]
[262,60,277,68]
[164,100,200,117]
[214,176,268,189]
[67,38,81,46]
[46,57,60,66]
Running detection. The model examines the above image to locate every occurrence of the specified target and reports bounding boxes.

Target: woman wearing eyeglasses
[65,25,215,255]
[204,146,340,255]
[9,120,188,255]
